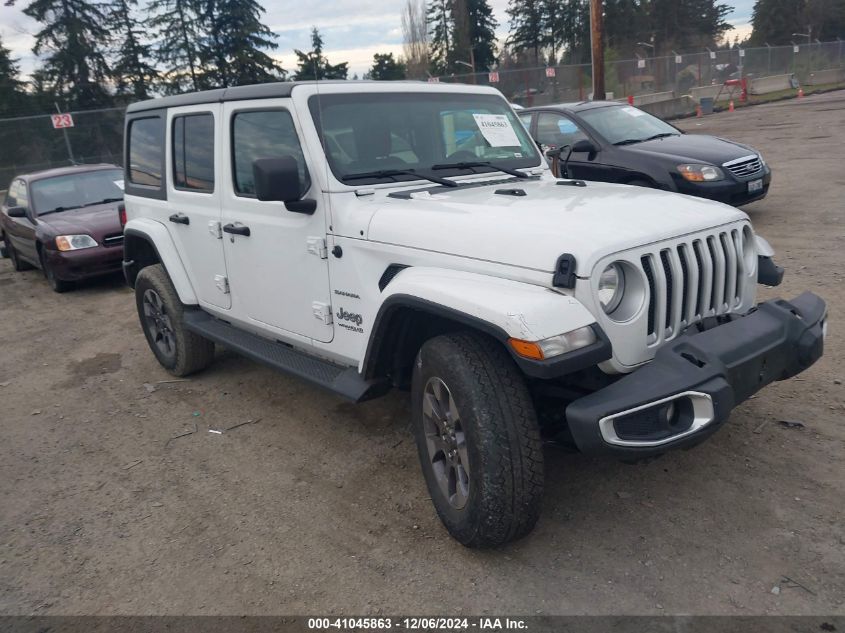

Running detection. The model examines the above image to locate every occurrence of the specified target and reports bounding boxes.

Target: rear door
[220,102,333,343]
[164,105,230,309]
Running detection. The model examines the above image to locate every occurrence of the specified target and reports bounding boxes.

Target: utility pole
[590,0,605,100]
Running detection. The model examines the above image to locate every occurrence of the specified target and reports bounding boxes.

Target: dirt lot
[0,91,843,617]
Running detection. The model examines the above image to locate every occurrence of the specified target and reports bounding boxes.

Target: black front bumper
[566,292,827,459]
[673,166,772,206]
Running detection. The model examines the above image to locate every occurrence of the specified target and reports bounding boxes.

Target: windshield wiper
[642,132,679,142]
[85,197,124,206]
[613,138,646,146]
[340,169,457,188]
[39,205,83,215]
[431,161,529,179]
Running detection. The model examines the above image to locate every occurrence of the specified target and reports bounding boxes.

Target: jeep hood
[366,178,748,274]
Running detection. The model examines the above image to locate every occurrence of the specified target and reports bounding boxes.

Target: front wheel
[40,251,72,293]
[411,332,544,548]
[6,240,33,271]
[135,264,215,376]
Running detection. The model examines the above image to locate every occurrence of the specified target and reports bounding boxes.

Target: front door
[5,179,38,264]
[535,112,609,181]
[220,104,333,343]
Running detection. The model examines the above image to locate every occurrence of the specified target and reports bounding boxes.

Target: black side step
[183,311,388,402]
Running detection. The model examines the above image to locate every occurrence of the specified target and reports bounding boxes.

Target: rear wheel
[6,240,33,271]
[40,250,72,293]
[135,264,215,376]
[411,331,544,548]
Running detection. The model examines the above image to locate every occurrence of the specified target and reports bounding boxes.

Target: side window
[128,117,164,187]
[232,110,310,197]
[173,113,215,192]
[536,113,588,150]
[6,180,20,206]
[15,180,29,209]
[518,113,533,131]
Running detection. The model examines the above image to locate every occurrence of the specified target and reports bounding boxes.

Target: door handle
[169,213,190,225]
[222,223,250,237]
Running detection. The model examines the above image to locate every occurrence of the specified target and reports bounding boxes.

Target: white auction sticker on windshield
[621,106,646,117]
[472,114,521,147]
[114,179,125,190]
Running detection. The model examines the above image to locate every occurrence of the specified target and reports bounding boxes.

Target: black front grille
[641,255,656,337]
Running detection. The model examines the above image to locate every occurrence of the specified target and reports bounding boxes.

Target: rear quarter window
[124,110,166,200]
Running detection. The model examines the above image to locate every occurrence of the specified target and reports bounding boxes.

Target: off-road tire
[6,239,33,271]
[411,331,544,548]
[40,250,72,293]
[135,264,215,376]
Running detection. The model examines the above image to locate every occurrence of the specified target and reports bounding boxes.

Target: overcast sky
[0,0,756,80]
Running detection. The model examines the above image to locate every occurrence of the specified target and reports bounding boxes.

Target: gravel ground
[0,91,843,616]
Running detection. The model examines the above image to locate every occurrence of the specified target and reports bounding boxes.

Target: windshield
[579,105,680,145]
[309,92,541,184]
[31,169,124,214]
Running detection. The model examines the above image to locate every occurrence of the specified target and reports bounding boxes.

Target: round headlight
[598,263,625,314]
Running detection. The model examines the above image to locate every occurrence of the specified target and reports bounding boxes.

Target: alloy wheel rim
[142,289,176,360]
[422,376,470,509]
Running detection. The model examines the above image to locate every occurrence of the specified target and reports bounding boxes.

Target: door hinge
[306,236,328,259]
[208,220,222,239]
[214,274,230,294]
[312,301,332,325]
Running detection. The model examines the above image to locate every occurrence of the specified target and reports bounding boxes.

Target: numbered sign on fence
[709,51,717,59]
[739,49,745,58]
[793,45,800,53]
[675,55,682,64]
[637,59,645,69]
[51,113,74,129]
[488,71,499,83]
[427,76,440,83]
[545,67,556,78]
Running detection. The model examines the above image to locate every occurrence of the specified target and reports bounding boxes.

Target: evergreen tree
[293,28,348,80]
[749,0,845,45]
[506,0,544,64]
[644,0,733,54]
[0,35,26,116]
[604,0,649,56]
[108,0,160,99]
[198,0,284,87]
[427,0,453,74]
[23,0,113,107]
[466,0,498,71]
[368,53,408,80]
[149,0,205,93]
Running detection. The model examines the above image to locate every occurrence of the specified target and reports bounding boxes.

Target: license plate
[748,179,763,193]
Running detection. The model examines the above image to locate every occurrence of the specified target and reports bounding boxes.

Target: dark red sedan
[0,164,125,292]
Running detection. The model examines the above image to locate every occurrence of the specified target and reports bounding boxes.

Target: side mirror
[572,139,598,154]
[6,206,26,218]
[252,157,316,214]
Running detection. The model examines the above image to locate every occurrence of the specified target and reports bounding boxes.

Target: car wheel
[0,234,8,258]
[40,250,73,293]
[411,331,544,548]
[6,240,33,271]
[135,264,215,377]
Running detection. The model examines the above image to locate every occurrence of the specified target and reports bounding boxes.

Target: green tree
[368,53,407,80]
[108,0,160,98]
[604,0,649,55]
[293,28,348,80]
[427,0,453,74]
[466,0,498,71]
[0,35,26,116]
[149,0,205,93]
[644,0,733,54]
[749,0,845,45]
[506,0,544,64]
[23,0,113,107]
[198,0,284,87]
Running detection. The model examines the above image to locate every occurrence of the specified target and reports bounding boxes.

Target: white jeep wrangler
[122,81,827,547]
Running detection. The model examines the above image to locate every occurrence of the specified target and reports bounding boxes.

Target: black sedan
[519,101,771,206]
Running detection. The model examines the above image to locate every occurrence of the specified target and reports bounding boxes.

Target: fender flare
[362,267,611,380]
[123,218,198,304]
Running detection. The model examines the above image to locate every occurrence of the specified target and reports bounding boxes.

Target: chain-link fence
[428,40,845,107]
[1,40,843,185]
[0,107,125,186]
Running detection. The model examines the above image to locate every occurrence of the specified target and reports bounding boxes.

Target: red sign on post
[545,67,556,78]
[51,113,74,129]
[488,71,499,83]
